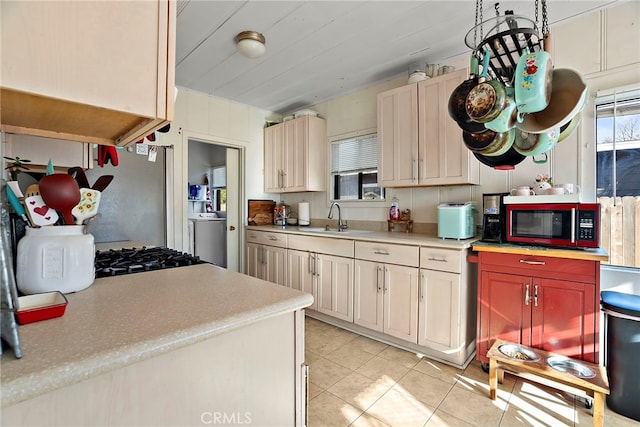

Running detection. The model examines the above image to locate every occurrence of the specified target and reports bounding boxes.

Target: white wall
[278,2,640,226]
[156,88,278,252]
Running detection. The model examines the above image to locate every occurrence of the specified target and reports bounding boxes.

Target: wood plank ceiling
[175,0,617,114]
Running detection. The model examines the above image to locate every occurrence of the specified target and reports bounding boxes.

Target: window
[595,86,640,268]
[596,88,640,197]
[331,133,384,201]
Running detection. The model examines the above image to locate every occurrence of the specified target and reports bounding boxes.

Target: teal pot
[516,68,588,134]
[515,48,553,118]
[513,127,560,156]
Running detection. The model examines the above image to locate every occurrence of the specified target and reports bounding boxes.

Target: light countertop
[472,241,609,262]
[1,264,313,407]
[247,225,479,249]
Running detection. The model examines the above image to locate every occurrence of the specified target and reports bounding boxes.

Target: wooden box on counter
[248,200,276,225]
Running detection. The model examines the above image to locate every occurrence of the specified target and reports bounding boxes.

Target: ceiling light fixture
[235,31,266,58]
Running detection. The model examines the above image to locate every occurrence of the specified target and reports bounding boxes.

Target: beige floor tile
[309,357,354,390]
[350,412,392,427]
[455,360,517,398]
[323,326,360,345]
[365,387,433,427]
[504,379,575,427]
[377,345,422,369]
[307,330,350,355]
[308,391,364,427]
[328,371,395,412]
[413,358,464,385]
[348,334,389,355]
[395,369,455,409]
[425,409,475,426]
[306,349,324,365]
[309,382,324,399]
[356,355,412,383]
[438,384,507,426]
[325,341,377,370]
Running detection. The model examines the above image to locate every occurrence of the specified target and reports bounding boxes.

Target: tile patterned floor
[305,317,638,427]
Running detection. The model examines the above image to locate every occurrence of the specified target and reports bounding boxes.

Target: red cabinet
[477,251,600,364]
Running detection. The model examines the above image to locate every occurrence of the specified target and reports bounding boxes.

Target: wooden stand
[387,220,413,233]
[487,339,609,427]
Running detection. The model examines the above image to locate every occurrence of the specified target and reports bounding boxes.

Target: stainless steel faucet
[328,202,348,231]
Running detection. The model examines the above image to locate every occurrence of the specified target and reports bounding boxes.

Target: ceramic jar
[16,226,95,295]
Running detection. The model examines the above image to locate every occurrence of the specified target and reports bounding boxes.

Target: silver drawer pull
[373,250,390,255]
[427,256,447,262]
[268,236,279,241]
[519,259,545,265]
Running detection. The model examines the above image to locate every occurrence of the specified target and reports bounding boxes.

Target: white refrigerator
[188,216,227,267]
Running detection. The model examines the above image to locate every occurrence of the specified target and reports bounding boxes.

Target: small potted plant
[3,156,32,181]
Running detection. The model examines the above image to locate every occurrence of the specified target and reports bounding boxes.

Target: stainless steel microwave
[506,203,600,248]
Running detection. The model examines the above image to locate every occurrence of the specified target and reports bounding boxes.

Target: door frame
[178,134,246,272]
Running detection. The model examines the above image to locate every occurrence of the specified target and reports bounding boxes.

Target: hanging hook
[494,2,500,17]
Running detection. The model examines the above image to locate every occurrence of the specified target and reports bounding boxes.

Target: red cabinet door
[531,278,596,363]
[478,271,531,360]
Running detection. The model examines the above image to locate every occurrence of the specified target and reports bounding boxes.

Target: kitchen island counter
[472,241,609,262]
[1,263,313,425]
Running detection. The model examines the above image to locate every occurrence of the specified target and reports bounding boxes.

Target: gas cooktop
[95,247,206,278]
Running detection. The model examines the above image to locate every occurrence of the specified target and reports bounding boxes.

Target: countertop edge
[247,225,478,249]
[1,293,313,408]
[472,242,609,262]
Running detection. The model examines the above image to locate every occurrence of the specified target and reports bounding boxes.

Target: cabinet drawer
[480,252,597,279]
[245,230,287,248]
[355,241,419,267]
[288,235,353,258]
[420,247,462,273]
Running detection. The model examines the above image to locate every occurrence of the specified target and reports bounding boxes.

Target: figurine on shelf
[533,174,553,195]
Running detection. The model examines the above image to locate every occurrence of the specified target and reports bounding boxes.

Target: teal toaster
[437,202,475,239]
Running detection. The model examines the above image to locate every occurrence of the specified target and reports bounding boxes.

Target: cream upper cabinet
[263,116,327,193]
[377,85,419,187]
[377,69,480,187]
[0,0,175,147]
[5,133,93,171]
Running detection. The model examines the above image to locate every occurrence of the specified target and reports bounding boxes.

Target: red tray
[16,292,68,325]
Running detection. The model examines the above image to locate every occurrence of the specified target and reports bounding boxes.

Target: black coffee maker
[481,193,509,243]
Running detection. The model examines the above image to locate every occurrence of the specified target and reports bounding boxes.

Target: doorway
[187,139,242,272]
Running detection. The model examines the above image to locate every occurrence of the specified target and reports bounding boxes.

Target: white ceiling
[175,0,617,114]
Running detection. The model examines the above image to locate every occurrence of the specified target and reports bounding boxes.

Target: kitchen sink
[296,227,372,236]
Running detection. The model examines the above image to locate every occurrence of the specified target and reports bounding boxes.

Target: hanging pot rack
[464,0,549,85]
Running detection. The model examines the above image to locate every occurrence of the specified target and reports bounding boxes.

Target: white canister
[16,226,95,295]
[298,202,310,226]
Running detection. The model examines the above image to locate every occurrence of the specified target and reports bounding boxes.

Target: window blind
[331,134,378,174]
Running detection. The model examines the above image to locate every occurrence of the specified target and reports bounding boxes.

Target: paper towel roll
[298,202,310,225]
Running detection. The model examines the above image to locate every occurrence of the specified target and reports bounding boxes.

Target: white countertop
[1,264,313,407]
[247,225,479,249]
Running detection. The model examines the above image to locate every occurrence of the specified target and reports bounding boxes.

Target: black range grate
[95,247,206,278]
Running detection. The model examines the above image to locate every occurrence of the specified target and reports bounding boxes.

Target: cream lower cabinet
[287,235,354,322]
[245,231,287,286]
[354,242,419,343]
[377,68,479,187]
[418,246,475,366]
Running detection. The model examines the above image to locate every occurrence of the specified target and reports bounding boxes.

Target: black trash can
[601,290,640,421]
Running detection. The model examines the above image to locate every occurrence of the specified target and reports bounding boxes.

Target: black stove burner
[95,247,206,278]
